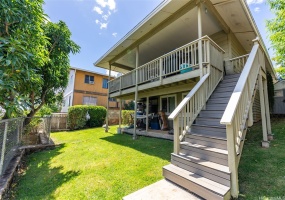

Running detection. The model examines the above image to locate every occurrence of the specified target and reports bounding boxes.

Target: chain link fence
[0,116,52,175]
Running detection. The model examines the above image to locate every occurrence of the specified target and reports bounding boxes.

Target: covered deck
[108,36,224,98]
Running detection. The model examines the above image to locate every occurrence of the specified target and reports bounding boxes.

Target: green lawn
[13,126,172,200]
[13,119,285,199]
[239,118,285,199]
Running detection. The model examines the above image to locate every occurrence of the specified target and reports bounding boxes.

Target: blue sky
[43,0,275,75]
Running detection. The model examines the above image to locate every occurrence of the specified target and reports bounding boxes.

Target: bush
[68,105,88,130]
[87,106,107,127]
[67,105,107,130]
[122,110,135,125]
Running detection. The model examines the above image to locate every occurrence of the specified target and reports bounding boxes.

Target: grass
[238,118,285,199]
[13,118,285,200]
[13,126,172,200]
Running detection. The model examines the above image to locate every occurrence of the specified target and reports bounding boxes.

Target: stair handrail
[220,39,263,198]
[169,66,223,154]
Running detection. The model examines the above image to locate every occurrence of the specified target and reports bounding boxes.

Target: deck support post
[105,63,111,132]
[263,76,273,140]
[173,117,180,154]
[259,73,269,147]
[226,124,239,198]
[197,3,203,78]
[146,96,149,132]
[118,98,122,134]
[133,46,139,140]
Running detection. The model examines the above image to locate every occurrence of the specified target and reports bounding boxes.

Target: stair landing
[123,179,202,200]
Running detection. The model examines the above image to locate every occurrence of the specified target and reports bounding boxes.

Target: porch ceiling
[94,0,274,76]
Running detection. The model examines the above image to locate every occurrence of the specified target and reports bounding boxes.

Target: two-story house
[61,67,118,112]
[94,0,276,199]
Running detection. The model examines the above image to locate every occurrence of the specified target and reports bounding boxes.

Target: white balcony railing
[109,35,225,93]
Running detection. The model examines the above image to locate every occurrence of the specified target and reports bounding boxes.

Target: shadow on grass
[100,132,173,161]
[14,144,81,200]
[238,118,285,199]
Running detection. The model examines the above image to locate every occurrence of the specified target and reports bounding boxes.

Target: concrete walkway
[123,179,202,200]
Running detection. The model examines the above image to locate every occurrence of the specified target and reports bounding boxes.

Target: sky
[43,0,275,75]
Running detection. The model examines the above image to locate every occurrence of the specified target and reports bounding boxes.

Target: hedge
[122,110,135,125]
[68,105,107,130]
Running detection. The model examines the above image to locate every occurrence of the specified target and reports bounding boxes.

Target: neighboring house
[61,67,118,112]
[94,0,276,199]
[273,80,285,114]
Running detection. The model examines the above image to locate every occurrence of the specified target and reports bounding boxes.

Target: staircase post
[226,124,239,198]
[258,73,269,147]
[263,78,273,140]
[173,117,180,154]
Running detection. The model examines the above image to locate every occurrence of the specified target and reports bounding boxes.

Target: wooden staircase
[163,74,241,200]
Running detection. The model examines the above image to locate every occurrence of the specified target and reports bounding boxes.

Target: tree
[275,65,285,79]
[0,0,48,118]
[25,21,80,120]
[267,1,285,67]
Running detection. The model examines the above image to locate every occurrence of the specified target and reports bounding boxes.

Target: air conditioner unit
[89,81,94,84]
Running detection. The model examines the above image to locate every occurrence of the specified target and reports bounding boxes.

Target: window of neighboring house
[160,95,176,114]
[84,75,94,84]
[102,78,108,89]
[83,96,97,105]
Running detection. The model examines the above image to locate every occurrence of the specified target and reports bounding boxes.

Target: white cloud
[96,0,116,11]
[93,6,103,15]
[106,70,120,77]
[254,7,261,12]
[100,23,108,29]
[95,19,100,24]
[102,14,109,21]
[247,0,264,5]
[112,32,117,37]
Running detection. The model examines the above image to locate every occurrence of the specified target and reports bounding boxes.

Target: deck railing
[108,35,225,93]
[168,65,223,154]
[220,41,263,197]
[229,54,249,73]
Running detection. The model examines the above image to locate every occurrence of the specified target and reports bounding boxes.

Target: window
[84,75,94,84]
[160,95,176,114]
[102,78,108,89]
[109,97,116,102]
[83,96,97,105]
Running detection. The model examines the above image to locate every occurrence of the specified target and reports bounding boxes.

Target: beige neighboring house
[61,67,118,113]
[94,0,276,199]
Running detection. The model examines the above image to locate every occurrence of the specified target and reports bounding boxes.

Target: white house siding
[231,32,247,59]
[210,31,229,61]
[61,69,75,113]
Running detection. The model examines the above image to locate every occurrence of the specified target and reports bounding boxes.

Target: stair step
[195,117,221,126]
[205,104,227,111]
[198,110,225,119]
[185,133,227,150]
[214,86,235,93]
[192,124,226,131]
[163,164,230,200]
[180,142,228,165]
[171,153,230,187]
[220,76,239,83]
[223,73,241,79]
[216,81,237,88]
[211,92,232,99]
[207,98,230,104]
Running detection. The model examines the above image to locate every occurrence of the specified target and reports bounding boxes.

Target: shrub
[67,105,107,130]
[87,106,107,127]
[67,105,89,130]
[122,110,135,125]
